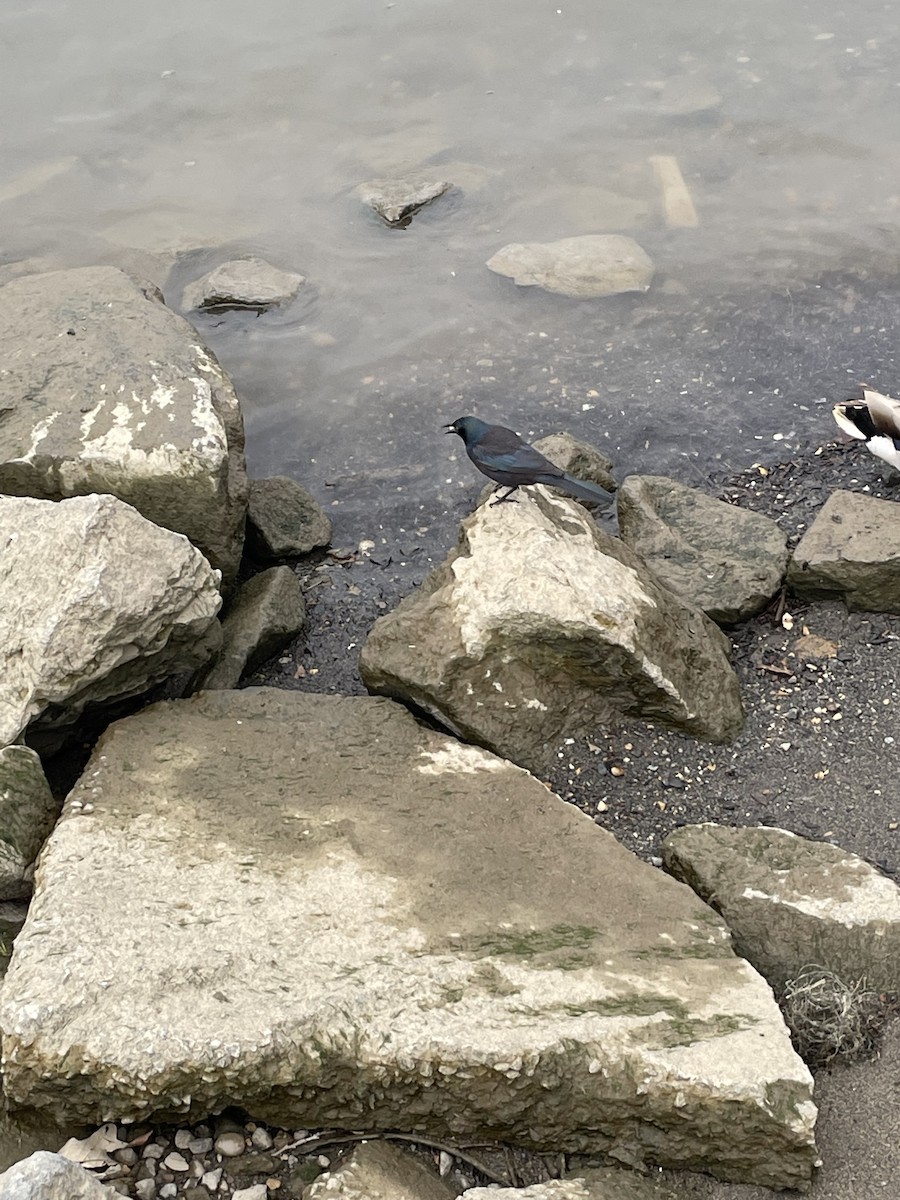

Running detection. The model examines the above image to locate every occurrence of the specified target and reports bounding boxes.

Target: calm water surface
[3,0,900,536]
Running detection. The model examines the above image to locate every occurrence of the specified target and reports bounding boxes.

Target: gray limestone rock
[464,1171,686,1200]
[0,747,58,901]
[0,266,248,584]
[617,476,788,624]
[662,823,900,995]
[360,488,743,773]
[0,494,222,746]
[246,477,333,558]
[787,490,900,612]
[182,257,306,312]
[304,1141,455,1200]
[357,176,452,226]
[199,567,307,689]
[0,690,814,1188]
[0,1151,116,1199]
[486,236,654,298]
[532,432,617,494]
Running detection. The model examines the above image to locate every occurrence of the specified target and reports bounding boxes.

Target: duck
[832,387,900,473]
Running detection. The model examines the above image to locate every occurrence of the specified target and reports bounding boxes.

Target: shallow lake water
[3,0,900,540]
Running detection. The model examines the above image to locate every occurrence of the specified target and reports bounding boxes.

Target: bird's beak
[442,423,455,434]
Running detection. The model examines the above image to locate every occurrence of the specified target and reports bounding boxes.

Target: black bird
[445,416,613,508]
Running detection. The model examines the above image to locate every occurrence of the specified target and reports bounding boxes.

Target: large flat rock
[0,691,815,1188]
[0,266,248,583]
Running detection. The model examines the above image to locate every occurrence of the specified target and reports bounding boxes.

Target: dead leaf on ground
[794,634,839,661]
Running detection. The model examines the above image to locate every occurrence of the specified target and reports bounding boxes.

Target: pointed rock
[360,489,742,772]
[0,494,222,745]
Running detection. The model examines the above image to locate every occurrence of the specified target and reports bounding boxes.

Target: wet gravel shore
[252,436,900,877]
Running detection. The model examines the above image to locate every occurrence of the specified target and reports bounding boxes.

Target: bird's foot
[489,486,519,506]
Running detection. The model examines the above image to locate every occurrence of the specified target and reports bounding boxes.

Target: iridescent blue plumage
[445,416,613,508]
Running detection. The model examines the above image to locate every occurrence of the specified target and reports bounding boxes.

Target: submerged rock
[357,175,452,226]
[617,475,788,624]
[182,257,306,312]
[360,486,743,773]
[486,235,654,298]
[787,490,900,612]
[0,690,815,1187]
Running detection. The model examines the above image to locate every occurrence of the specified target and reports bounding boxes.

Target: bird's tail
[535,472,614,508]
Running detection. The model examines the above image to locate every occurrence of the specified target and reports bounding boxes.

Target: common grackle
[445,415,613,508]
[833,387,900,473]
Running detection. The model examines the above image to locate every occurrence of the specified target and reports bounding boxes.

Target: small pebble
[143,1144,165,1160]
[215,1131,247,1157]
[159,1186,177,1200]
[163,1152,190,1172]
[134,1180,157,1200]
[174,1129,192,1150]
[251,1125,274,1150]
[189,1136,214,1155]
[201,1167,224,1190]
[232,1185,268,1200]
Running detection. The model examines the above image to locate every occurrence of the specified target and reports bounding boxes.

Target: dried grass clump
[780,965,886,1066]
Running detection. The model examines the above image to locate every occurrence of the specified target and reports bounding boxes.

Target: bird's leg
[489,485,519,506]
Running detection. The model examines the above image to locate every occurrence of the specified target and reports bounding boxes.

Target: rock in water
[360,487,743,772]
[357,175,452,226]
[182,257,306,312]
[486,235,654,298]
[0,690,815,1188]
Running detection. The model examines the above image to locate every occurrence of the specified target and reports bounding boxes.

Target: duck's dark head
[833,401,876,442]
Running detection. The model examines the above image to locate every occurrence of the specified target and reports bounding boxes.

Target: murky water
[3,0,900,539]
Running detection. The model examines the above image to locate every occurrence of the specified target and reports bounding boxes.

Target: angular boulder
[0,692,816,1188]
[486,236,654,298]
[0,1151,114,1200]
[199,566,307,689]
[246,476,333,558]
[357,176,452,226]
[663,823,900,994]
[0,266,248,583]
[787,490,900,612]
[617,476,788,624]
[0,494,222,745]
[182,257,306,313]
[360,489,743,773]
[0,747,57,901]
